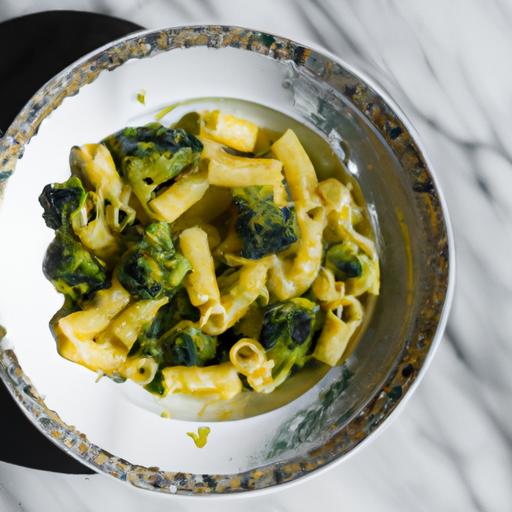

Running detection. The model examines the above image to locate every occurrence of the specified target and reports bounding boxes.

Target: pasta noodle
[99,297,168,350]
[179,226,224,325]
[229,338,274,393]
[313,296,364,366]
[318,178,380,295]
[74,190,119,260]
[54,279,131,373]
[69,143,135,231]
[169,186,233,232]
[121,356,159,385]
[149,169,209,223]
[268,204,326,300]
[215,219,242,258]
[271,129,320,208]
[201,110,259,152]
[202,260,271,335]
[162,363,242,400]
[202,137,287,205]
[312,267,346,309]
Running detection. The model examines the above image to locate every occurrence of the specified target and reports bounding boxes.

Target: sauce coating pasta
[39,105,380,409]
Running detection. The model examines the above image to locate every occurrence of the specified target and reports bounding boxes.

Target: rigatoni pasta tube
[327,213,380,295]
[208,158,283,188]
[56,278,130,342]
[313,296,364,366]
[318,178,380,295]
[346,254,380,297]
[54,279,131,373]
[99,297,168,350]
[271,129,319,207]
[229,338,274,393]
[162,363,242,400]
[74,191,119,261]
[149,170,209,223]
[70,144,124,203]
[201,110,258,152]
[203,260,271,335]
[170,186,233,232]
[121,356,159,385]
[54,330,127,375]
[215,219,242,258]
[312,267,345,309]
[202,137,287,205]
[69,143,135,231]
[317,178,352,219]
[268,205,326,300]
[180,226,223,324]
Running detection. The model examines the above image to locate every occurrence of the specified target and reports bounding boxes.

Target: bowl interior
[0,29,449,492]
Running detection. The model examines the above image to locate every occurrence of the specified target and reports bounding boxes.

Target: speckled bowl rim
[0,25,454,496]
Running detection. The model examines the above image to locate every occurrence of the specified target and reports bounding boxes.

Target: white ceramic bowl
[0,26,453,495]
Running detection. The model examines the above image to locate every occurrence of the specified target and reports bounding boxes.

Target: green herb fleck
[136,90,146,105]
[186,426,211,448]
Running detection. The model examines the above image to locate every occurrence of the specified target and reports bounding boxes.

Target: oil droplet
[186,426,211,448]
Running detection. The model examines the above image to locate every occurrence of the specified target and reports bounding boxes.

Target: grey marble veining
[1,0,511,510]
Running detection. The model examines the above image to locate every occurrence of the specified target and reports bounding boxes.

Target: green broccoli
[159,323,217,367]
[232,185,298,259]
[136,322,216,368]
[39,177,110,301]
[145,370,166,395]
[102,123,203,211]
[260,298,319,383]
[325,242,363,281]
[117,222,190,300]
[43,230,109,301]
[132,288,199,358]
[145,288,199,340]
[39,176,87,230]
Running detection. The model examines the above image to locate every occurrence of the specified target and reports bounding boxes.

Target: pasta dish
[39,108,380,404]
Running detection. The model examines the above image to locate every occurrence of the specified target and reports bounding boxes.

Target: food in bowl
[0,25,452,493]
[39,106,380,405]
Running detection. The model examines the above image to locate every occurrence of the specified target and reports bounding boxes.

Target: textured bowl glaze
[0,26,453,495]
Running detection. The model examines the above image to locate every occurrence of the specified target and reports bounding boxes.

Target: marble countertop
[1,1,511,510]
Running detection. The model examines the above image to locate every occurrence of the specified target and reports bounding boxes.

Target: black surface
[0,10,143,474]
[0,10,142,134]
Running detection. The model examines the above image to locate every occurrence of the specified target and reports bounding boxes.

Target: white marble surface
[2,0,512,510]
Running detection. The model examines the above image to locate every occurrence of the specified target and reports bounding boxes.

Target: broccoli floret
[160,323,217,367]
[132,288,200,365]
[145,370,166,395]
[102,123,203,211]
[39,176,121,262]
[143,289,199,340]
[39,177,110,301]
[137,322,216,368]
[232,185,298,259]
[117,222,190,299]
[39,176,86,230]
[325,242,363,280]
[43,230,110,302]
[260,298,319,381]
